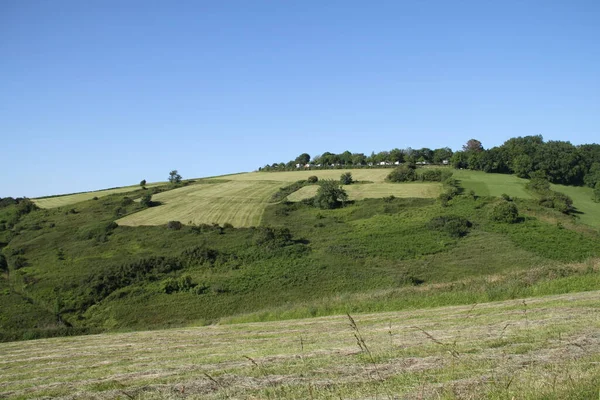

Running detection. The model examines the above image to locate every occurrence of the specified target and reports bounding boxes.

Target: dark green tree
[314,180,348,209]
[340,172,353,185]
[140,193,153,208]
[168,170,182,184]
[140,179,146,188]
[463,139,484,152]
[295,153,311,165]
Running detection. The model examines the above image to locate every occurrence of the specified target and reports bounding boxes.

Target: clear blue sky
[1,1,599,197]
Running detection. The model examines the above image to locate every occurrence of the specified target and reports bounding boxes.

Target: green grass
[1,290,599,399]
[226,169,393,182]
[116,180,282,227]
[551,183,600,229]
[32,182,163,208]
[452,169,533,199]
[288,182,442,202]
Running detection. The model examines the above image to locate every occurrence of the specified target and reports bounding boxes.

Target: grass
[33,182,163,208]
[1,290,599,399]
[288,182,442,202]
[226,169,393,183]
[116,180,282,227]
[551,183,600,229]
[452,169,533,199]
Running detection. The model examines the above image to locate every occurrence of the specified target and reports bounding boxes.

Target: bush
[428,216,472,237]
[0,254,7,272]
[121,197,134,206]
[13,256,28,270]
[491,201,519,223]
[307,175,319,183]
[140,193,153,208]
[340,172,353,185]
[255,227,293,248]
[167,221,183,230]
[314,180,348,209]
[387,165,416,182]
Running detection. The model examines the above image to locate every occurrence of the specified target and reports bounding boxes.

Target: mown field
[116,180,282,228]
[287,182,442,202]
[226,169,392,183]
[33,183,163,209]
[451,169,532,199]
[551,183,600,229]
[1,290,599,399]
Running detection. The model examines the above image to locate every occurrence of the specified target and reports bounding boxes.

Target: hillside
[1,167,599,344]
[2,290,599,399]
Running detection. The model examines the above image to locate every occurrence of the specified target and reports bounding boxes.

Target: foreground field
[288,182,442,202]
[33,183,163,208]
[1,290,599,399]
[116,180,282,227]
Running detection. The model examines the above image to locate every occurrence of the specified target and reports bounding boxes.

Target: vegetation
[168,169,182,184]
[340,171,353,185]
[314,180,348,209]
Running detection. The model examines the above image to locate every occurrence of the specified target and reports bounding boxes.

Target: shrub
[387,165,416,182]
[418,169,452,182]
[140,193,153,208]
[121,197,134,206]
[314,180,348,209]
[501,193,512,201]
[0,254,7,272]
[255,227,293,248]
[340,172,353,185]
[166,221,183,230]
[491,201,519,223]
[428,215,472,237]
[13,256,28,270]
[307,175,319,183]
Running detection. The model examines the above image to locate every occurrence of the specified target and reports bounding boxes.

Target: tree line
[259,135,600,190]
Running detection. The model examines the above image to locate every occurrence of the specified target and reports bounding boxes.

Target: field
[551,183,600,229]
[225,169,393,183]
[116,180,282,227]
[33,183,163,209]
[287,183,442,202]
[1,290,599,399]
[451,169,532,199]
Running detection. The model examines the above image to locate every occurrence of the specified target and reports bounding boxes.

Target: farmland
[117,180,282,228]
[1,290,599,399]
[451,169,533,199]
[287,182,442,202]
[33,183,163,209]
[225,169,392,183]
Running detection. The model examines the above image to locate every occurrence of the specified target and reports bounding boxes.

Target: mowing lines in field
[287,183,442,202]
[220,169,393,183]
[116,180,282,227]
[33,183,163,208]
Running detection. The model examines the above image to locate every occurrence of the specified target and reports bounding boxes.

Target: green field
[33,183,163,208]
[116,180,282,227]
[2,290,599,399]
[551,183,600,229]
[288,182,442,202]
[452,169,533,199]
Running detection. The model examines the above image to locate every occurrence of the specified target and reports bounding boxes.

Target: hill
[1,167,599,343]
[2,290,599,399]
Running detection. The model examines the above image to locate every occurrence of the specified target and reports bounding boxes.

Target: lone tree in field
[314,180,348,209]
[340,172,353,185]
[168,170,182,184]
[140,193,153,208]
[140,179,146,188]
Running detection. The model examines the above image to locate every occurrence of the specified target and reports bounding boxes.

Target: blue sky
[1,1,599,197]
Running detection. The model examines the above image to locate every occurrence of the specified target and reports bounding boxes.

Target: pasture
[116,180,282,227]
[1,290,598,399]
[451,169,532,199]
[551,183,600,229]
[33,183,162,209]
[225,169,392,183]
[287,182,442,202]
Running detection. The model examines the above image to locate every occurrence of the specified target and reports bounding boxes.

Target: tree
[389,148,404,163]
[140,179,146,188]
[433,147,453,164]
[168,170,182,184]
[140,193,153,208]
[491,201,519,223]
[295,153,310,165]
[340,172,353,185]
[314,180,348,209]
[463,139,484,153]
[386,165,416,182]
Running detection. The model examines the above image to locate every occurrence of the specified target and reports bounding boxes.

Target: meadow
[1,290,599,399]
[287,182,442,202]
[116,180,282,227]
[33,182,163,208]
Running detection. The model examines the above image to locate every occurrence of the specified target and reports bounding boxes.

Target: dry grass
[116,180,282,228]
[287,183,442,202]
[2,291,599,399]
[223,169,393,183]
[33,183,163,209]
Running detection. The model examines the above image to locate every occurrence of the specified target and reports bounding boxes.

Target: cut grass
[116,180,282,227]
[33,183,163,208]
[1,290,599,399]
[452,169,533,199]
[551,183,600,229]
[223,169,393,183]
[287,183,442,202]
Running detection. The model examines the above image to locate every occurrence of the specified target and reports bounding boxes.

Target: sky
[1,1,599,197]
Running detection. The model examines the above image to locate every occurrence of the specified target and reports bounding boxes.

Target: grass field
[227,169,393,183]
[116,180,282,227]
[2,290,599,399]
[451,169,532,199]
[287,182,442,202]
[33,183,163,208]
[551,183,600,229]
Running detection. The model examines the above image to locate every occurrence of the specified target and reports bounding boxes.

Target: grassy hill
[2,290,599,399]
[1,167,599,344]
